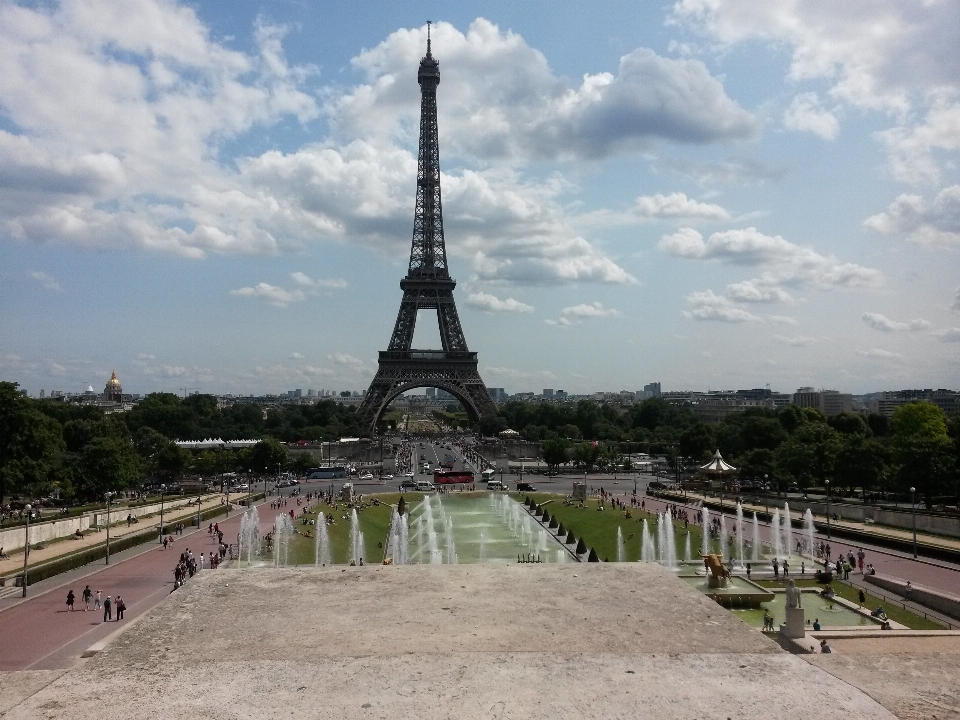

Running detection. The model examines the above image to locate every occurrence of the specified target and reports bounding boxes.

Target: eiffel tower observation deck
[358,25,495,432]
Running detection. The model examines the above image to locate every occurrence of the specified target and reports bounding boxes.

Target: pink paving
[0,501,275,671]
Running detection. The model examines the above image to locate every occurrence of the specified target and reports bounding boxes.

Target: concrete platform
[3,563,897,719]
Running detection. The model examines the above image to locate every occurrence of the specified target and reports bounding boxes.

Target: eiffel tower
[357,26,495,433]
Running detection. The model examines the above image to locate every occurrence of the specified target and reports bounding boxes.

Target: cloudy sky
[2,0,959,397]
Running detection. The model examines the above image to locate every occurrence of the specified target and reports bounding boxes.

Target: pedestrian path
[0,493,249,582]
[0,496,275,671]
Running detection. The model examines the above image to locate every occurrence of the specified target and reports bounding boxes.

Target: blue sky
[2,0,959,397]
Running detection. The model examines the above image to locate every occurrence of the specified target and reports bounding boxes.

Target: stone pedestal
[780,605,806,639]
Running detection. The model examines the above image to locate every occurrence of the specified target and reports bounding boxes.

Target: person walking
[66,589,75,611]
[94,590,102,610]
[103,595,112,622]
[115,596,126,621]
[82,585,92,611]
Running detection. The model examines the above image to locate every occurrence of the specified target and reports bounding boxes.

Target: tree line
[0,383,362,504]
[482,398,960,508]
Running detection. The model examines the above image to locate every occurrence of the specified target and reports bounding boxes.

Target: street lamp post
[825,480,831,541]
[764,475,769,519]
[158,484,166,543]
[105,492,112,564]
[21,504,32,597]
[910,486,917,559]
[196,479,202,530]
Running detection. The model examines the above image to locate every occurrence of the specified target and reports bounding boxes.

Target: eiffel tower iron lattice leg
[357,27,494,433]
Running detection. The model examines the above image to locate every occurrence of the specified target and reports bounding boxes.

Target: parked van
[485,479,507,491]
[414,480,436,492]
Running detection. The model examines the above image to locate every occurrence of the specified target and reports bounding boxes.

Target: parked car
[399,479,417,491]
[517,482,537,492]
[486,479,507,491]
[359,472,374,481]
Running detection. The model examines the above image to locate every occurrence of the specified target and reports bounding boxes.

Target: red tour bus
[433,469,474,485]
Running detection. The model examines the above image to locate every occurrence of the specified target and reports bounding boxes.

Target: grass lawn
[753,578,943,630]
[278,493,427,566]
[516,493,705,563]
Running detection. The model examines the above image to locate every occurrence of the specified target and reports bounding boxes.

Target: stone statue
[786,578,802,609]
[699,552,730,581]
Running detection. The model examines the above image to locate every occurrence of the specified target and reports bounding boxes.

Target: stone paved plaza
[4,563,935,719]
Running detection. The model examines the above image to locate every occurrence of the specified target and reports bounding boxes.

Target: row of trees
[0,383,357,503]
[484,398,960,508]
[3,379,957,508]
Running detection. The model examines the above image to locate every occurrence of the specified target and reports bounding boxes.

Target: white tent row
[175,438,261,449]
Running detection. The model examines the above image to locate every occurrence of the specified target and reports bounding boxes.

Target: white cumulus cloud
[546,301,621,326]
[631,192,731,220]
[864,186,960,249]
[682,290,762,323]
[862,312,931,332]
[659,227,882,308]
[466,293,533,314]
[784,93,839,140]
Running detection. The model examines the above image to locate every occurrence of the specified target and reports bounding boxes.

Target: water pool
[389,494,573,564]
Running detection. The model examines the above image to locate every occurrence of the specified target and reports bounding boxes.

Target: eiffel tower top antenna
[427,20,432,56]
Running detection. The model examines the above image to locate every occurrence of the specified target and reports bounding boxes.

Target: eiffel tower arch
[358,27,495,433]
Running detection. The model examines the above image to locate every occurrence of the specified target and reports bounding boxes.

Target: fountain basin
[681,575,775,607]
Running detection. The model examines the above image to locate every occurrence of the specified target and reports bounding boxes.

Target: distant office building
[426,387,436,398]
[792,388,853,416]
[307,389,315,397]
[643,382,661,399]
[543,388,554,398]
[294,389,302,398]
[868,389,959,417]
[489,388,508,402]
[821,390,853,415]
[555,390,568,399]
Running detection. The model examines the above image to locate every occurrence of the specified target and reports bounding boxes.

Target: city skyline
[3,1,959,397]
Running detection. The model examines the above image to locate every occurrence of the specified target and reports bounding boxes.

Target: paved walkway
[0,497,277,671]
[0,493,248,582]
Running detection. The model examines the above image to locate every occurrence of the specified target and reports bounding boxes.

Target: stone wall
[0,495,208,553]
[864,574,960,621]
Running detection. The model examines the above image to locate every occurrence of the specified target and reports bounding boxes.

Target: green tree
[834,436,888,497]
[542,438,570,471]
[249,438,288,474]
[891,402,953,506]
[572,442,601,470]
[679,422,714,462]
[74,436,142,500]
[0,382,65,502]
[776,424,841,491]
